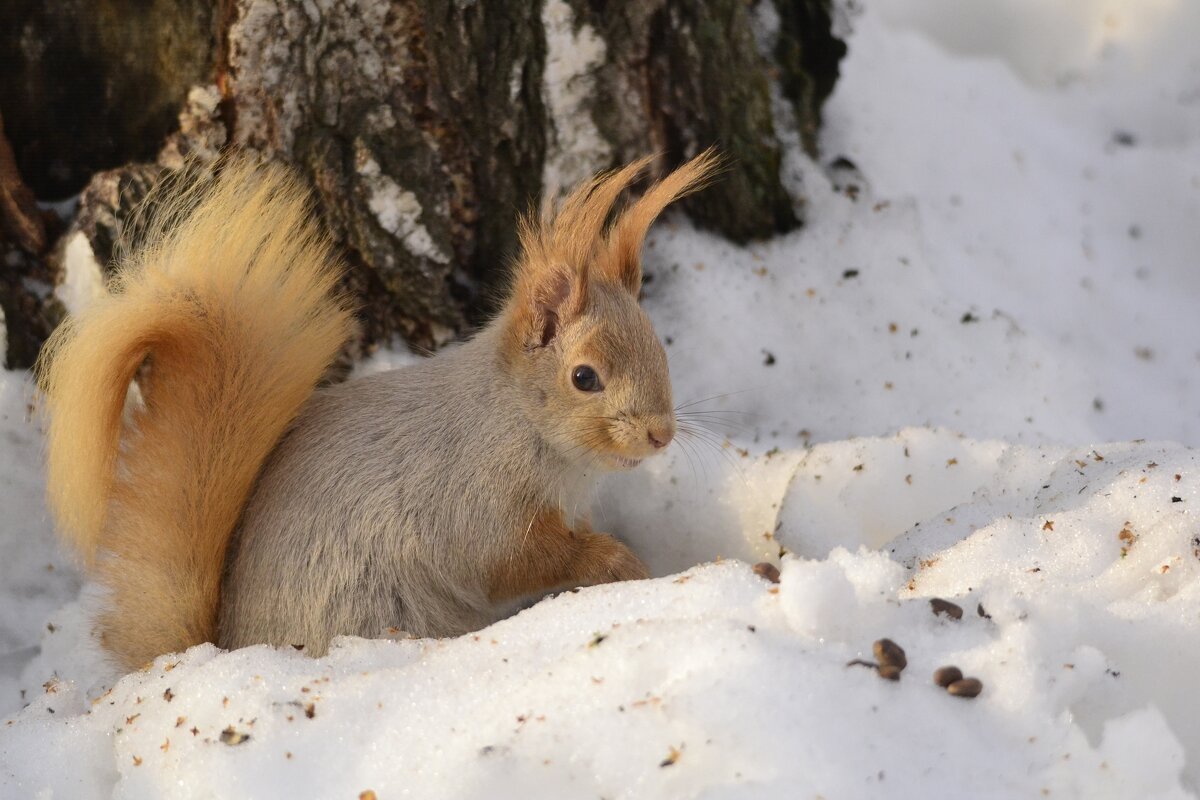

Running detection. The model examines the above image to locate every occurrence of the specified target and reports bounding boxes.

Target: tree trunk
[0,111,64,369]
[0,0,845,361]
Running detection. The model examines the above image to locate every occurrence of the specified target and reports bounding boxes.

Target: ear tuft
[601,148,724,293]
[502,150,722,357]
[505,159,656,354]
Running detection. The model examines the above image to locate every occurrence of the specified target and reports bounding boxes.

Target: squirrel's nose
[647,428,672,449]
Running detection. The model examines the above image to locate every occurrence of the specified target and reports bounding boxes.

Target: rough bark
[558,0,799,241]
[0,0,215,199]
[0,111,63,369]
[2,0,846,359]
[772,0,848,156]
[218,0,550,344]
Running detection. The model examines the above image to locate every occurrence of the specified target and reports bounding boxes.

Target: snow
[56,232,107,317]
[4,1,1200,797]
[2,552,1193,799]
[827,0,1200,443]
[0,376,80,717]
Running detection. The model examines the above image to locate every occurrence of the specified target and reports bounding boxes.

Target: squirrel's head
[501,151,719,471]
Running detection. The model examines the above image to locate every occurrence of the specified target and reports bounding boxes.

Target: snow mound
[4,434,1198,799]
[4,0,1200,796]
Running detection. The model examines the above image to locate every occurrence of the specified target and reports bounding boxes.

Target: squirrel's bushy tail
[39,159,355,670]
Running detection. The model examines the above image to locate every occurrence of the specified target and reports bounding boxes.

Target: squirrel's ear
[506,245,590,352]
[601,148,722,294]
[505,159,648,352]
[529,262,589,348]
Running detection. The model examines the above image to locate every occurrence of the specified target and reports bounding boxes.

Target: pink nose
[648,430,671,449]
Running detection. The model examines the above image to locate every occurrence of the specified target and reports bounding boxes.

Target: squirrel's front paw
[590,535,650,583]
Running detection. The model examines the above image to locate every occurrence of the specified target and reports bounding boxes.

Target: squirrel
[39,151,718,670]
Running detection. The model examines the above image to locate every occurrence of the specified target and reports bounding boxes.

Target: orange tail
[39,159,356,670]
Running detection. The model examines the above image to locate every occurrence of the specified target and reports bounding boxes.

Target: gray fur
[216,146,695,653]
[218,314,642,653]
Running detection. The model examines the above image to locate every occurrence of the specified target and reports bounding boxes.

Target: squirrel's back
[39,159,355,670]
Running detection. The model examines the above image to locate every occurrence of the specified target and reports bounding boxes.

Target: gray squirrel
[40,151,717,669]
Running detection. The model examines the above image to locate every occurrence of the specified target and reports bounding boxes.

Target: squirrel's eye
[571,365,602,392]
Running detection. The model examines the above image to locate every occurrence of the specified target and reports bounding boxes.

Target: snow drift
[3,0,1200,797]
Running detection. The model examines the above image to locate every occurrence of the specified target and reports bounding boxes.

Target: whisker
[673,434,701,492]
[675,427,721,480]
[674,388,757,412]
[676,409,757,420]
[677,408,755,420]
[677,426,747,479]
[675,429,712,486]
[677,422,732,448]
[676,415,754,435]
[561,431,612,460]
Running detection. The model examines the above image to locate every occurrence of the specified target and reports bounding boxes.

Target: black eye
[571,365,602,392]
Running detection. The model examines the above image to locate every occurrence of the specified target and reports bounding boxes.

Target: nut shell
[933,666,964,688]
[930,598,964,619]
[947,677,984,698]
[873,638,907,670]
[752,562,781,584]
[878,664,902,681]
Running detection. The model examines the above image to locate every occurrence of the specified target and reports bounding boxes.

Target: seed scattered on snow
[752,562,781,584]
[1119,524,1137,557]
[929,598,963,620]
[878,665,902,681]
[220,726,251,745]
[934,666,964,688]
[947,678,984,698]
[873,639,907,671]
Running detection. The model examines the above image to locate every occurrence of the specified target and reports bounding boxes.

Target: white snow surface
[4,2,1200,797]
[57,232,107,317]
